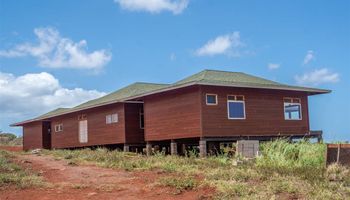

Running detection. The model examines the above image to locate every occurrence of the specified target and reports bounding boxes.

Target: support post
[199,139,207,158]
[123,144,130,152]
[170,140,177,155]
[146,142,152,156]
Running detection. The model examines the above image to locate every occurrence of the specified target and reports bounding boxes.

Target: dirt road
[0,152,213,200]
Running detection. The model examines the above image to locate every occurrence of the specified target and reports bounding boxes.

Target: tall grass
[256,139,326,180]
[43,140,350,199]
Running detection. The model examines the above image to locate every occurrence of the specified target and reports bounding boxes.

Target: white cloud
[115,0,189,14]
[0,27,111,70]
[195,32,244,57]
[295,68,339,86]
[303,50,315,65]
[0,71,106,120]
[268,63,280,70]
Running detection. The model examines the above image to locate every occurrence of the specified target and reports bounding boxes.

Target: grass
[0,150,44,189]
[42,140,350,199]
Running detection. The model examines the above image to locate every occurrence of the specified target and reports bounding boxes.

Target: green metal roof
[11,82,169,125]
[174,70,330,94]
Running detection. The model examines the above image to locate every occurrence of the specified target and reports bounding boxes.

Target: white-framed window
[206,94,218,105]
[139,108,144,129]
[78,114,87,120]
[106,113,118,124]
[54,124,63,132]
[284,98,302,120]
[79,120,88,143]
[111,113,118,123]
[227,95,246,119]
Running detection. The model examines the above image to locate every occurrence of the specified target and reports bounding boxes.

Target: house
[12,70,330,156]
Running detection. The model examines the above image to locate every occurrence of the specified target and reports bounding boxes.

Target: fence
[326,144,350,166]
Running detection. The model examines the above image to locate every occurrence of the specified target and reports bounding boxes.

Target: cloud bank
[115,0,189,14]
[0,27,111,70]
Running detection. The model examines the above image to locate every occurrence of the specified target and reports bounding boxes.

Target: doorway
[42,121,51,149]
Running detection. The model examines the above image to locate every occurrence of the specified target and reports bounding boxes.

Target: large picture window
[284,98,302,120]
[227,95,245,119]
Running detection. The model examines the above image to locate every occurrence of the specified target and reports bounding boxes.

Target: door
[79,120,88,143]
[42,121,51,149]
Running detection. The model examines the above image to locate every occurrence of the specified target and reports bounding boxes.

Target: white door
[79,120,88,143]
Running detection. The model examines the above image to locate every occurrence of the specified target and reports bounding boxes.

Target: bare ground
[0,150,214,200]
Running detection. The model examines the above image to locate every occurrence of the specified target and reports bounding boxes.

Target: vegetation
[0,150,44,189]
[40,139,350,199]
[0,132,23,146]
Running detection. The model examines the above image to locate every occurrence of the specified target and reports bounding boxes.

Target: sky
[0,0,349,141]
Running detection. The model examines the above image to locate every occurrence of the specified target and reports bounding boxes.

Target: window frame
[206,93,218,105]
[139,108,144,129]
[227,95,246,120]
[54,123,63,132]
[284,102,303,121]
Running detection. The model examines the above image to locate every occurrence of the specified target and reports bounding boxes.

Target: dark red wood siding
[200,85,310,137]
[23,122,43,150]
[51,103,126,148]
[144,86,202,141]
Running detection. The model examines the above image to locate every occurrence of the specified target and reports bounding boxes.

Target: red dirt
[0,152,214,200]
[0,145,22,152]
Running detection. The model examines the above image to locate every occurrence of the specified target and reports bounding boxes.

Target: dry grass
[0,150,44,189]
[42,140,350,199]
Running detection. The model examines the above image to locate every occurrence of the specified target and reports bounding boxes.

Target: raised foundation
[123,144,130,152]
[199,139,207,157]
[146,142,152,156]
[170,140,177,155]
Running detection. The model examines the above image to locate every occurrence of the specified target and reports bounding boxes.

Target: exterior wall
[200,85,310,137]
[51,103,126,149]
[125,103,145,144]
[144,86,202,141]
[23,121,43,150]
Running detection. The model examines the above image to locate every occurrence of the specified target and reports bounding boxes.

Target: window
[78,114,87,120]
[140,108,144,129]
[206,94,218,105]
[106,113,118,124]
[79,120,88,143]
[111,113,118,123]
[284,98,302,120]
[227,95,245,119]
[55,124,63,132]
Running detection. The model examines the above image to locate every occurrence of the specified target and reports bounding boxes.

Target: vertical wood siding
[23,122,43,150]
[144,86,202,141]
[200,85,310,137]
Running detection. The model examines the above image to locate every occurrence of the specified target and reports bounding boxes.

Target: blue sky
[0,0,349,141]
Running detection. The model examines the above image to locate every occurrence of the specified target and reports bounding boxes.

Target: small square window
[206,94,217,105]
[111,113,118,123]
[55,124,63,132]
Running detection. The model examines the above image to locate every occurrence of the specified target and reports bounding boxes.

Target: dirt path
[0,153,213,200]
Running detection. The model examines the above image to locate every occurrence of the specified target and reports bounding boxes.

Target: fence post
[336,143,341,164]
